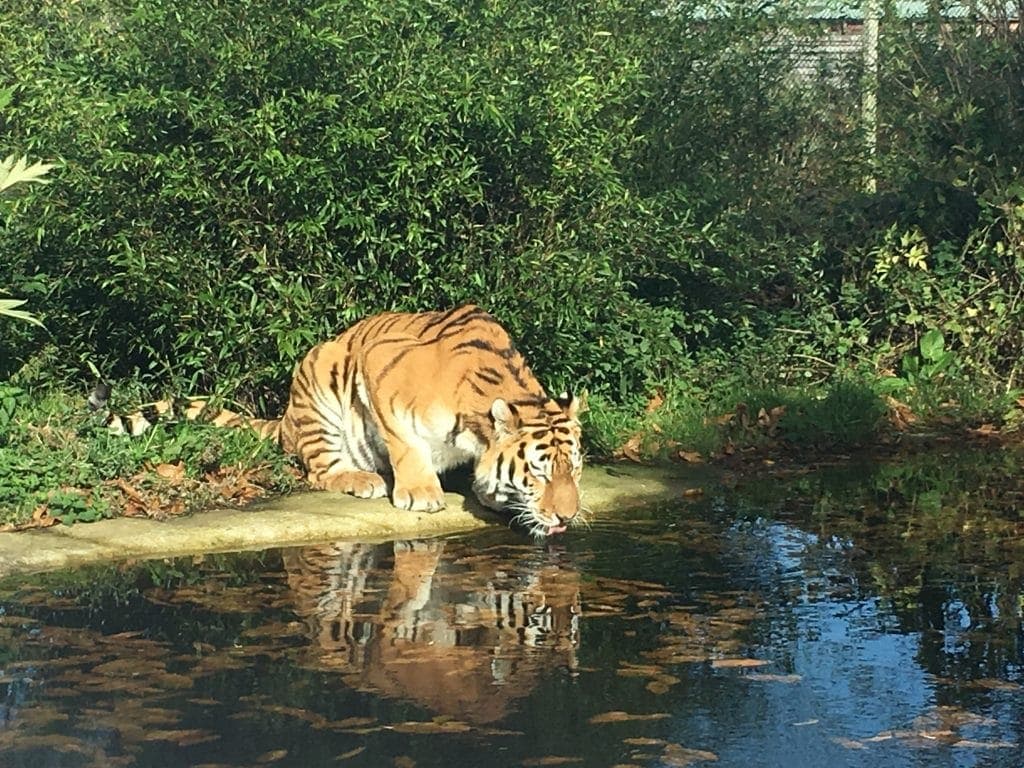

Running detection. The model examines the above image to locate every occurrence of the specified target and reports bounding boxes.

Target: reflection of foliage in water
[0,538,597,765]
[728,445,1024,685]
[3,461,1024,767]
[0,549,289,660]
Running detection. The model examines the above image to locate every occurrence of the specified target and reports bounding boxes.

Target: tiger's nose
[540,477,579,521]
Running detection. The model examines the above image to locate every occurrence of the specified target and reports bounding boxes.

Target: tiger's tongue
[547,524,567,535]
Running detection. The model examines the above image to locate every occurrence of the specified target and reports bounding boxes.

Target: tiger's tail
[90,381,282,443]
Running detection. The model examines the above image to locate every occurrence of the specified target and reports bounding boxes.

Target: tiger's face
[473,396,585,537]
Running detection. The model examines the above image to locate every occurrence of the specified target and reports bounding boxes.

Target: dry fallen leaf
[661,743,718,766]
[967,678,1022,691]
[708,411,735,427]
[337,746,366,761]
[588,711,671,724]
[154,461,186,481]
[886,396,917,430]
[831,737,867,750]
[1,505,60,532]
[645,392,665,413]
[389,720,472,734]
[951,739,1017,749]
[143,729,217,744]
[255,750,289,764]
[677,450,704,463]
[615,433,644,463]
[646,678,678,695]
[743,673,802,683]
[710,658,770,669]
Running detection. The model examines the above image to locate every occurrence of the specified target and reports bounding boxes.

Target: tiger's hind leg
[309,468,388,499]
[278,340,392,503]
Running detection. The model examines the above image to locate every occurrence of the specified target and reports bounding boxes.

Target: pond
[1,447,1023,767]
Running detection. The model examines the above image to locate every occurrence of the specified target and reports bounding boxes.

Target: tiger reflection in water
[282,540,580,724]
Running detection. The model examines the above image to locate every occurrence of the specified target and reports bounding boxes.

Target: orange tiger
[282,539,581,723]
[99,305,585,536]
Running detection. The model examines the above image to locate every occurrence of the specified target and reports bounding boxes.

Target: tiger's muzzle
[536,471,580,536]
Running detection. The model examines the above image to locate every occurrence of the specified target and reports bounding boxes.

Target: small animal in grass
[93,305,586,537]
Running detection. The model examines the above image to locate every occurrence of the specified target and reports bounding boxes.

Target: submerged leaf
[588,711,671,724]
[743,673,802,683]
[710,658,769,669]
[337,746,367,761]
[661,743,718,766]
[255,750,289,763]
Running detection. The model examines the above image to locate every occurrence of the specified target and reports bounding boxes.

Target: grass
[583,372,1021,465]
[0,382,300,527]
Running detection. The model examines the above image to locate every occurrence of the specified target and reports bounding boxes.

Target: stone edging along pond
[0,464,711,578]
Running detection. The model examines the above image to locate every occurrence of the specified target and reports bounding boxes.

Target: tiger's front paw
[392,480,446,512]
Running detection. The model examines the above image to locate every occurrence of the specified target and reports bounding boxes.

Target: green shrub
[1,0,1023,423]
[0,0,682,404]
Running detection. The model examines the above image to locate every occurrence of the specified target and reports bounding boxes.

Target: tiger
[282,538,581,724]
[96,305,585,536]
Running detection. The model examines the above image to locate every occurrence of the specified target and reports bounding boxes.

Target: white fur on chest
[397,404,485,472]
[431,438,478,472]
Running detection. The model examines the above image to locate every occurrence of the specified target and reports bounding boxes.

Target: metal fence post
[863,0,881,192]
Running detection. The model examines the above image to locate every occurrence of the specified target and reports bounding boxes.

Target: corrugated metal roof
[806,1,1018,20]
[684,2,1020,21]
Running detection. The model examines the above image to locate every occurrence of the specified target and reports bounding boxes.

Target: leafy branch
[1,86,52,329]
[0,153,54,194]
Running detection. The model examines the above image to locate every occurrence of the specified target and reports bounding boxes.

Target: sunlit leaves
[0,0,677,401]
[0,153,54,194]
[0,297,44,327]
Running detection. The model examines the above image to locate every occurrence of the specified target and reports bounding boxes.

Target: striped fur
[99,305,585,536]
[283,540,580,722]
[277,305,584,535]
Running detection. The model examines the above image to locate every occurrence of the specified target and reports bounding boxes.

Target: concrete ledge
[0,463,708,577]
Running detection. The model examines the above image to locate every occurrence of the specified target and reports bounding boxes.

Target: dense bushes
[2,0,1023,420]
[1,0,666,407]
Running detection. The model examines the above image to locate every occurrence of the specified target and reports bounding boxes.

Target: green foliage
[46,489,108,525]
[0,0,1022,455]
[0,0,673,403]
[0,383,26,440]
[878,329,955,400]
[772,380,887,448]
[0,386,298,526]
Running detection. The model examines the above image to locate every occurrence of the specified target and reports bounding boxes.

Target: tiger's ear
[556,390,587,421]
[490,398,520,435]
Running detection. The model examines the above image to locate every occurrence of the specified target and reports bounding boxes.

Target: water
[1,448,1023,767]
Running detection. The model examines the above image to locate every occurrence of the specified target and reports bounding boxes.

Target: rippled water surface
[2,448,1023,767]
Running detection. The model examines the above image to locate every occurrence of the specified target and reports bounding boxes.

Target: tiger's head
[473,394,585,537]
